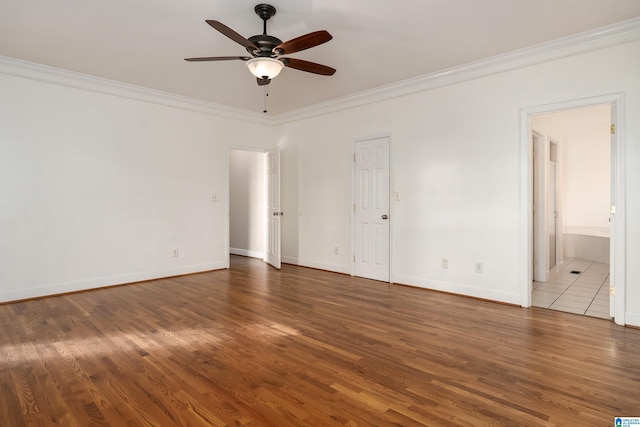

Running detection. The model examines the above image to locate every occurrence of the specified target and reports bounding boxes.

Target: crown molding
[3,17,640,127]
[272,17,640,125]
[0,55,272,125]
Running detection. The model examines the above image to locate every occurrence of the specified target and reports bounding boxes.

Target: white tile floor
[532,258,611,319]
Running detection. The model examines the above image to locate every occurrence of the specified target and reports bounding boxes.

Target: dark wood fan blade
[273,30,332,55]
[206,20,258,51]
[281,58,336,76]
[257,77,271,86]
[184,56,250,62]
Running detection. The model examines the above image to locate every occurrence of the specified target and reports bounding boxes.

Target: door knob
[381,214,388,220]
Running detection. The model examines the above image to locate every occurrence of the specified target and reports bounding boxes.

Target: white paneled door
[265,149,281,269]
[354,137,390,282]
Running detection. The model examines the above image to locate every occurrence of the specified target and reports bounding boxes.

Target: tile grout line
[585,273,611,315]
[550,260,592,314]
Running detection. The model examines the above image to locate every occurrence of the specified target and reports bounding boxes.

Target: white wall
[2,37,640,326]
[562,119,611,235]
[229,150,265,258]
[0,70,269,302]
[274,40,640,324]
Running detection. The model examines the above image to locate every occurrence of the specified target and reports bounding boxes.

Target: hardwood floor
[1,255,639,426]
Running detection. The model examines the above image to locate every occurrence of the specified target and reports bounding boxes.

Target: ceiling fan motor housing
[248,4,281,56]
[247,35,283,57]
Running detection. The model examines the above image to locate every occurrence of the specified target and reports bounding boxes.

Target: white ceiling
[2,0,640,115]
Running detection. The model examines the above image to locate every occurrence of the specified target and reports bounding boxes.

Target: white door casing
[353,137,390,282]
[265,149,281,269]
[611,97,626,326]
[609,104,617,318]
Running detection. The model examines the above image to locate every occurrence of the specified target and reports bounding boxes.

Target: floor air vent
[570,270,582,275]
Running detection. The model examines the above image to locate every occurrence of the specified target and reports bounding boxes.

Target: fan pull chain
[263,85,269,113]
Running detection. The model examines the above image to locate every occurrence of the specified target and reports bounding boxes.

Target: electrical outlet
[210,194,219,202]
[475,262,483,273]
[442,258,448,269]
[173,248,179,257]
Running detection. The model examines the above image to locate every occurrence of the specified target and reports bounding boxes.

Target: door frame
[547,144,560,271]
[519,93,626,325]
[532,132,563,282]
[351,133,394,282]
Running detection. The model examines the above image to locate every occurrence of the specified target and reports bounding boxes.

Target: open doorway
[531,105,611,318]
[229,149,266,260]
[520,93,626,325]
[229,148,282,269]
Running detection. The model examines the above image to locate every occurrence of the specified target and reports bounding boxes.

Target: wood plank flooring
[1,255,639,426]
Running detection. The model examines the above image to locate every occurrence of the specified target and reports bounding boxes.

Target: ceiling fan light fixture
[246,57,284,79]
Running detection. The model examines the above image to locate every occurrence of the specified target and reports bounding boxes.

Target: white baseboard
[280,257,519,305]
[0,262,225,303]
[281,256,351,275]
[230,247,265,259]
[393,274,521,305]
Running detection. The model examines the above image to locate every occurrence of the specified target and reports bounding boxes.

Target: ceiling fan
[185,3,336,86]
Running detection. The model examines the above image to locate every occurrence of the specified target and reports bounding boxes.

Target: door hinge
[611,124,616,134]
[610,205,616,214]
[353,255,355,263]
[353,203,356,212]
[610,285,616,296]
[353,153,356,161]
